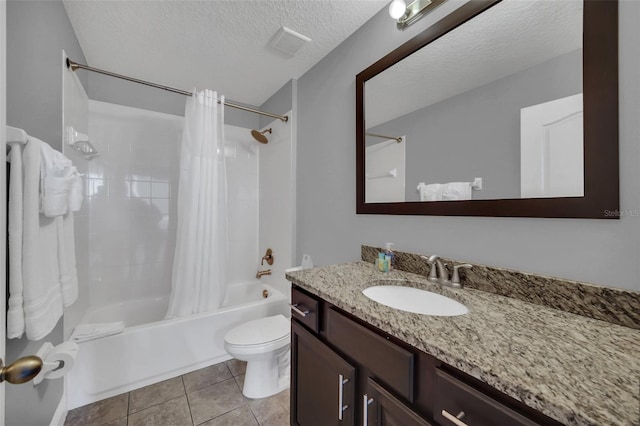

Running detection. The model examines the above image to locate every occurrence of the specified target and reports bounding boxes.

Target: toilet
[224,314,290,399]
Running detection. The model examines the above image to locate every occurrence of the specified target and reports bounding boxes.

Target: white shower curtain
[166,89,228,318]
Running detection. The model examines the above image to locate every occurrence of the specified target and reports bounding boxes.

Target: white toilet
[224,314,290,399]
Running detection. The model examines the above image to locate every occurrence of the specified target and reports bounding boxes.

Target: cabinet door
[363,378,432,426]
[292,320,356,426]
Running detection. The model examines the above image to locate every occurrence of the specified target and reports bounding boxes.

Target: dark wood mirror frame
[356,0,618,218]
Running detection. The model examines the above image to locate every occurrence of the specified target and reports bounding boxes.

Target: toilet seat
[225,314,290,348]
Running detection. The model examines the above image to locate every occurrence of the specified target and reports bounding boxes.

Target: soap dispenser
[384,242,395,271]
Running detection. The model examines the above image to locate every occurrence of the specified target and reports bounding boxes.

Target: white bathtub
[66,282,290,409]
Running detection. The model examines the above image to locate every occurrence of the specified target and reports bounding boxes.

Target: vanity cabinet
[290,285,562,426]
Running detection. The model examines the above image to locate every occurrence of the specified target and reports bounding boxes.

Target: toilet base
[242,356,290,399]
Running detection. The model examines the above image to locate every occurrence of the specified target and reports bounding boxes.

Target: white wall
[296,0,640,291]
[258,111,295,297]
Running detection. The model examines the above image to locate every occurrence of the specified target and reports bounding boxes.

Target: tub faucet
[256,269,272,279]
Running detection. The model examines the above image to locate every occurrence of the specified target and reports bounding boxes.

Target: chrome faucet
[421,255,472,289]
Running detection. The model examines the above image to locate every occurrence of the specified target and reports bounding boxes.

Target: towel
[19,137,65,340]
[417,182,443,201]
[58,212,78,307]
[40,142,73,217]
[68,172,84,212]
[442,182,472,201]
[71,322,125,343]
[7,143,26,338]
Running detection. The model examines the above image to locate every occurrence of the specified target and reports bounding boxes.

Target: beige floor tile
[248,389,290,426]
[129,376,185,414]
[183,363,233,393]
[187,378,246,425]
[226,359,247,376]
[65,393,129,426]
[102,417,128,426]
[234,374,245,392]
[258,410,289,426]
[198,405,258,426]
[128,395,192,426]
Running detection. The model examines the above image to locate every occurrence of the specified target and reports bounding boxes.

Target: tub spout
[256,269,272,279]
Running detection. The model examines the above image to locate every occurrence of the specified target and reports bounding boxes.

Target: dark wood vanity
[290,285,563,426]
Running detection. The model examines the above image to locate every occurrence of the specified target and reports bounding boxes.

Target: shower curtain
[166,89,228,318]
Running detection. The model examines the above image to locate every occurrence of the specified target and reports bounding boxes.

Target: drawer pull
[290,303,310,317]
[338,375,349,420]
[442,410,468,426]
[362,394,374,425]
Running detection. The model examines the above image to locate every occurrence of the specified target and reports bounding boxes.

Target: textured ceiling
[365,0,583,128]
[63,0,388,106]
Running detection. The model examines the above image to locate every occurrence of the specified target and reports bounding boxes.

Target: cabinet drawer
[435,370,539,426]
[326,308,414,401]
[364,378,432,426]
[291,287,320,333]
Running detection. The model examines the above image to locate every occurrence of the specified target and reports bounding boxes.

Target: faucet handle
[451,264,472,285]
[421,255,439,280]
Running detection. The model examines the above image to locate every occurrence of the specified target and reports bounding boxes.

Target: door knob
[0,356,43,384]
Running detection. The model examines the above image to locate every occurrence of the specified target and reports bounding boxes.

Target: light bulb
[388,0,407,19]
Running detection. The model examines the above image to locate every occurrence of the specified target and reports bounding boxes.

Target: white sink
[362,285,468,316]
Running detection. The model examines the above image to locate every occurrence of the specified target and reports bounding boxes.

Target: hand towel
[7,143,26,338]
[442,182,473,201]
[68,171,84,212]
[20,137,65,340]
[417,182,443,201]
[71,322,125,343]
[40,142,73,217]
[58,212,78,307]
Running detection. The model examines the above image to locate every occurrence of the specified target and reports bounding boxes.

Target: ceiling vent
[270,26,312,56]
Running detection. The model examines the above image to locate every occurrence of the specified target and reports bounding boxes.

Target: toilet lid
[225,314,290,347]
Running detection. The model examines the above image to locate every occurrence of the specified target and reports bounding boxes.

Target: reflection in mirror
[364,0,583,203]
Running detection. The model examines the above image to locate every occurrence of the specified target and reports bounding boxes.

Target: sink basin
[362,285,468,316]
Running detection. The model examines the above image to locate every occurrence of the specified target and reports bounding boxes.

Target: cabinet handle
[362,394,374,425]
[290,303,309,318]
[442,410,468,426]
[338,375,349,420]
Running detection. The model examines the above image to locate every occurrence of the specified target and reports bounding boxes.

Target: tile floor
[64,359,290,426]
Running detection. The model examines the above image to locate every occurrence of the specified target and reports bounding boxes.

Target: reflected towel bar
[366,132,403,143]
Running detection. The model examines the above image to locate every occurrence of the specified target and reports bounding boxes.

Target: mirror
[356,0,618,218]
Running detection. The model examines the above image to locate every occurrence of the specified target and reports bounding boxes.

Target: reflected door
[520,93,584,198]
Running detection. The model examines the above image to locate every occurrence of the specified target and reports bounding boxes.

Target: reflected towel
[58,212,78,307]
[442,182,472,201]
[7,143,26,338]
[71,322,125,343]
[68,172,84,212]
[417,182,443,201]
[40,142,73,217]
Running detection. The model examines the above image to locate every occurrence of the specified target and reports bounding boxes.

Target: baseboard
[50,385,68,426]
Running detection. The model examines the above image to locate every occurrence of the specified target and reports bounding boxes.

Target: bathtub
[66,282,290,409]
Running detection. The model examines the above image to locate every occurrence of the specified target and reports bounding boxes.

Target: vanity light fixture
[390,0,447,29]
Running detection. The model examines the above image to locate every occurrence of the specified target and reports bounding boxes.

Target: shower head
[251,128,272,144]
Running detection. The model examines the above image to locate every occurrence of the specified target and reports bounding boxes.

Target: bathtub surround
[287,264,640,426]
[362,245,640,330]
[167,90,228,318]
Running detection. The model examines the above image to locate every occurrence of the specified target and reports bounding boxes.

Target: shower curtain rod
[66,58,289,123]
[366,132,403,143]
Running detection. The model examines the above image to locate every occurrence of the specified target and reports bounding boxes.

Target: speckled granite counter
[286,262,640,426]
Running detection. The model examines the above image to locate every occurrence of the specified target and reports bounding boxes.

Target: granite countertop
[286,262,640,426]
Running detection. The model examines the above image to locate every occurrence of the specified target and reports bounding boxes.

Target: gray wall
[259,79,294,129]
[368,49,582,201]
[6,1,85,423]
[296,0,640,292]
[89,68,260,129]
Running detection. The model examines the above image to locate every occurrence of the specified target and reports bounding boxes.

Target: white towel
[7,143,26,338]
[71,322,125,343]
[68,172,84,212]
[58,212,78,307]
[442,182,473,201]
[417,182,443,201]
[40,142,73,217]
[20,137,65,340]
